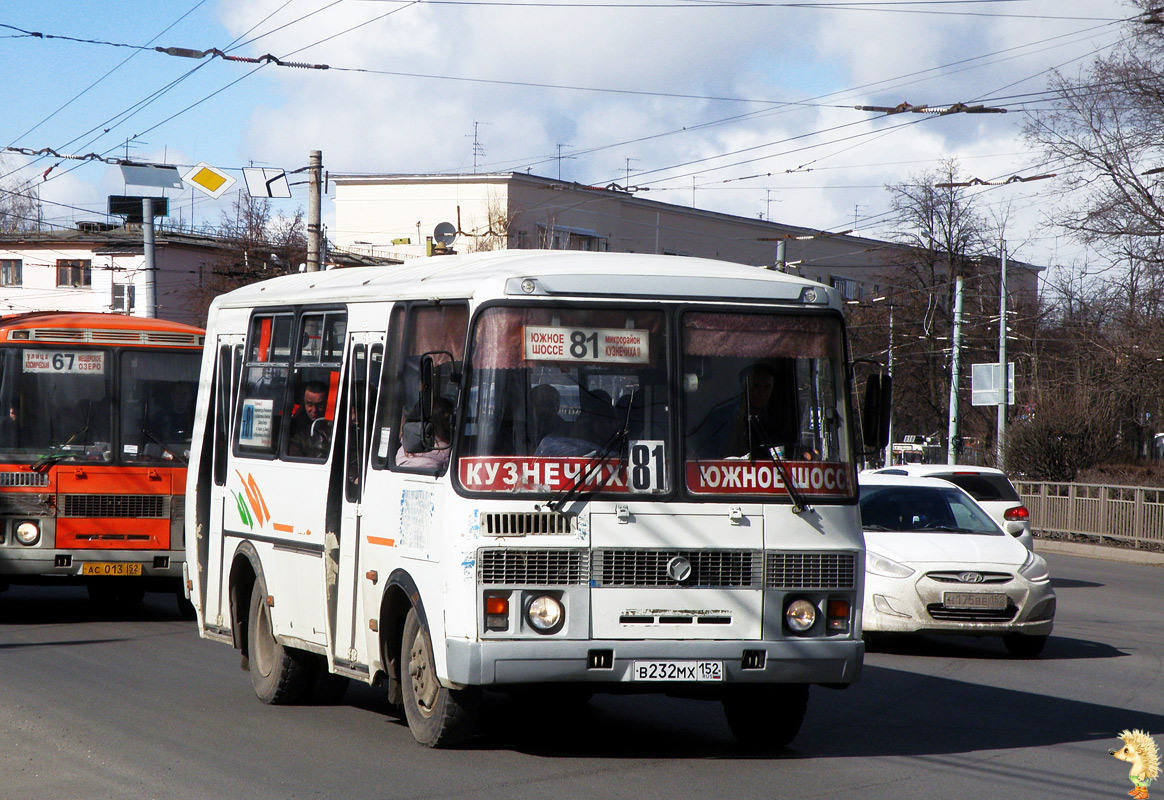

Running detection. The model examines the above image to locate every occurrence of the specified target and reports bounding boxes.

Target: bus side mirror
[861,373,892,449]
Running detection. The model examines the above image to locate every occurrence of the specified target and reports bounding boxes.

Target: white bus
[185,250,887,748]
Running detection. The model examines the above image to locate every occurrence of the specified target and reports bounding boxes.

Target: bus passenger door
[204,336,244,630]
[329,336,382,669]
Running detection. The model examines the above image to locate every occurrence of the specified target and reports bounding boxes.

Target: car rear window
[933,473,1019,502]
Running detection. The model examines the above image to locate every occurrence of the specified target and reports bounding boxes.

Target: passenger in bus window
[288,380,332,458]
[529,383,569,450]
[0,402,20,447]
[535,389,615,457]
[396,397,452,470]
[694,362,798,459]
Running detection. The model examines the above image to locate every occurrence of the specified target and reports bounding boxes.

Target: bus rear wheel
[401,607,479,747]
[247,580,313,704]
[722,684,809,750]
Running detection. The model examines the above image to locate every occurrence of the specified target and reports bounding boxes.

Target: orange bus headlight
[15,521,40,546]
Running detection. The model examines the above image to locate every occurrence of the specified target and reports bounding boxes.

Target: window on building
[0,259,21,286]
[56,259,92,288]
[112,284,135,313]
[830,276,862,301]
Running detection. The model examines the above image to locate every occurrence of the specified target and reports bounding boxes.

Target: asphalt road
[1,552,1161,800]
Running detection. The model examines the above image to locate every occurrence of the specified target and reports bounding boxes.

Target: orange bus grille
[0,472,50,487]
[59,494,168,519]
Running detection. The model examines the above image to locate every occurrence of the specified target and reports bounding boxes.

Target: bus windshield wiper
[31,423,90,473]
[543,390,636,513]
[747,416,812,515]
[140,427,188,465]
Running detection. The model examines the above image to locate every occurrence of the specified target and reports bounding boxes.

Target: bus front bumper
[445,637,863,687]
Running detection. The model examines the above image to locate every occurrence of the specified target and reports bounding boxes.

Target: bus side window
[235,314,293,457]
[284,310,346,462]
[371,306,406,471]
[344,344,368,502]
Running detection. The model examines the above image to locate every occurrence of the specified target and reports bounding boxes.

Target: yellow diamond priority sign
[182,162,237,198]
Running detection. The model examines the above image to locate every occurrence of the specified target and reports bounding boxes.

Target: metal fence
[1016,481,1164,549]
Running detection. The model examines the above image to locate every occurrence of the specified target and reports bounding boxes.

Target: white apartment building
[329,171,1042,304]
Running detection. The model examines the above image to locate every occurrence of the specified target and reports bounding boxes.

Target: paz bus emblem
[667,556,693,583]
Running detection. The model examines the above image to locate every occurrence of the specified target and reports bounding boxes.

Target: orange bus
[0,312,204,610]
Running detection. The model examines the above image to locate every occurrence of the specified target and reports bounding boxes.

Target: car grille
[0,472,49,487]
[766,552,857,589]
[926,603,1018,623]
[59,494,168,519]
[593,549,762,588]
[478,548,590,585]
[925,571,1013,584]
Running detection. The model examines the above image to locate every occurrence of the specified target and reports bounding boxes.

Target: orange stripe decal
[367,535,396,547]
[272,523,295,533]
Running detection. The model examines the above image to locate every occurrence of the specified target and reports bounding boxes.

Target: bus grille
[593,549,762,588]
[59,494,168,519]
[23,328,202,347]
[765,552,857,589]
[478,549,589,585]
[0,472,50,487]
[480,511,574,536]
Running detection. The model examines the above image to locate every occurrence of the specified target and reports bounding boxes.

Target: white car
[858,473,1056,657]
[866,464,1034,550]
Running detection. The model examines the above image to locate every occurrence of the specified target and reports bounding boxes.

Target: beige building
[0,225,231,326]
[330,171,1042,304]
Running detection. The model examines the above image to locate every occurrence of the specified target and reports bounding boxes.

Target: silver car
[867,464,1033,549]
[858,473,1055,658]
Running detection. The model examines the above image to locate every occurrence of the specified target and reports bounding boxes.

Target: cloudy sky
[0,0,1136,274]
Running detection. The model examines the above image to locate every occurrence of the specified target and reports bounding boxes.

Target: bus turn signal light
[485,596,509,631]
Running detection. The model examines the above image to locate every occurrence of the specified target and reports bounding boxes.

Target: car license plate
[943,591,1007,610]
[632,661,723,682]
[81,562,143,577]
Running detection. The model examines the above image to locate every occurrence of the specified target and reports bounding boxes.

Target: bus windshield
[457,304,853,500]
[0,348,201,465]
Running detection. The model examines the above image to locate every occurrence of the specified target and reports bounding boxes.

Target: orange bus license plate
[81,562,143,577]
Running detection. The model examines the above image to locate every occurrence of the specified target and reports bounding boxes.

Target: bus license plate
[81,562,143,577]
[633,661,723,682]
[943,591,1006,610]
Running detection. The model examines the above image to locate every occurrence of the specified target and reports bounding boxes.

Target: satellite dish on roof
[434,221,457,245]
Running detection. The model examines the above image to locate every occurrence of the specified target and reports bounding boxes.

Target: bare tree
[185,193,306,321]
[0,159,39,233]
[870,160,1003,461]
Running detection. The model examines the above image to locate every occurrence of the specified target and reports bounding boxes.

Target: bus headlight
[15,521,40,546]
[526,594,564,633]
[784,598,817,633]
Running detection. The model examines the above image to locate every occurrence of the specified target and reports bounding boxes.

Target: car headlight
[866,550,915,578]
[1019,550,1050,583]
[526,594,564,633]
[15,521,40,546]
[784,598,817,632]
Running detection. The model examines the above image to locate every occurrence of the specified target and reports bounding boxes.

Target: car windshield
[859,485,1002,534]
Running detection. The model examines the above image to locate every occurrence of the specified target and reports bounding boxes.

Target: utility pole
[141,197,157,318]
[306,150,322,272]
[884,302,895,467]
[947,275,964,464]
[997,239,1008,469]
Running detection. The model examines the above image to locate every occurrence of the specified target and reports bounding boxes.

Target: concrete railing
[1016,481,1164,549]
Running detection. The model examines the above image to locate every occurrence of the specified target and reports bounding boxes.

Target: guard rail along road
[1017,481,1164,552]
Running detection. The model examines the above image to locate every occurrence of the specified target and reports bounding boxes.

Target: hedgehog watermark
[1111,730,1160,800]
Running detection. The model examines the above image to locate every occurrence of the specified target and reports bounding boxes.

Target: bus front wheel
[722,684,809,750]
[400,607,479,747]
[247,580,313,704]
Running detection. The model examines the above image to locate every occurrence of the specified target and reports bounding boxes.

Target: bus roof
[0,311,205,346]
[210,250,843,312]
